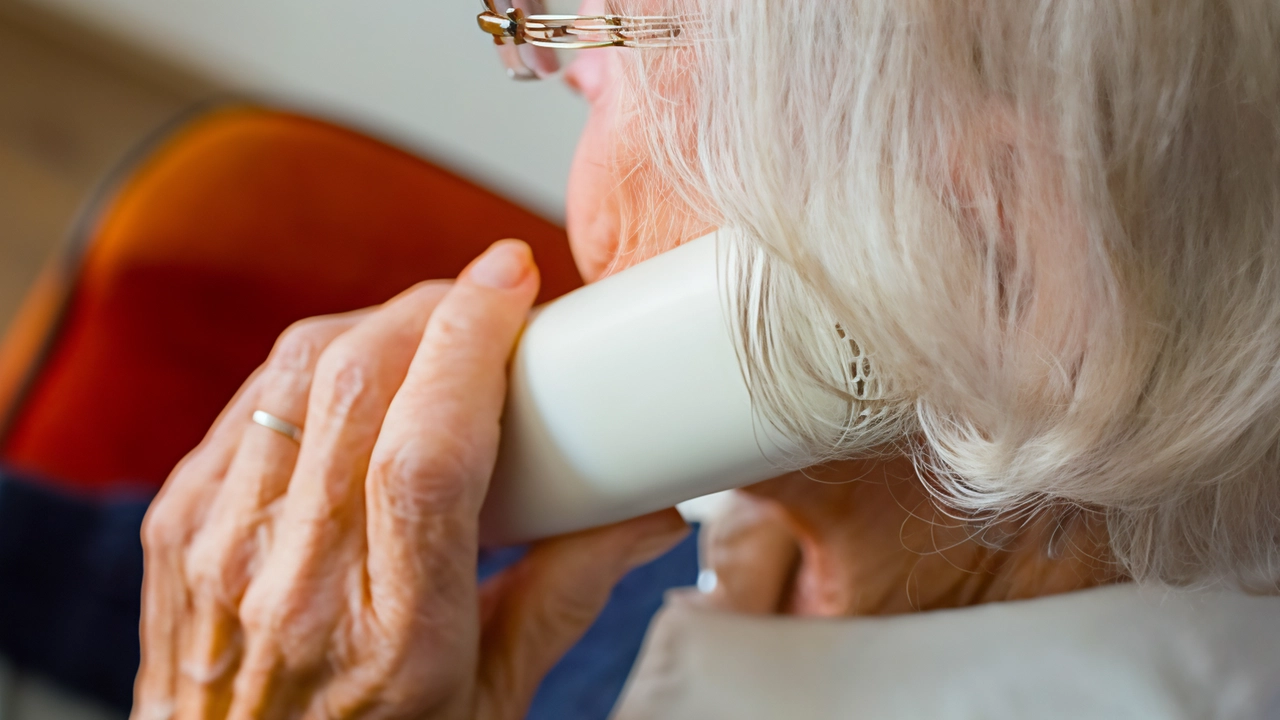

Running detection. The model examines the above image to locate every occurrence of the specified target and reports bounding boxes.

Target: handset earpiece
[479,231,790,546]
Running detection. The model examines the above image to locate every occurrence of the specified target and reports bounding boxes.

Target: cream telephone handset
[479,232,792,546]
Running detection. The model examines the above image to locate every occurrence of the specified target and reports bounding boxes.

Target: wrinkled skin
[133,243,687,720]
[136,3,1115,717]
[701,462,1116,617]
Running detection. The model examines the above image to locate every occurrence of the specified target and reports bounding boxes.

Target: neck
[742,456,1120,617]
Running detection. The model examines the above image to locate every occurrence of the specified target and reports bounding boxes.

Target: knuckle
[237,567,302,633]
[183,530,244,600]
[429,307,489,355]
[237,578,275,635]
[314,342,374,416]
[141,499,191,554]
[368,436,474,516]
[140,511,175,554]
[271,318,333,373]
[182,537,216,588]
[239,577,327,665]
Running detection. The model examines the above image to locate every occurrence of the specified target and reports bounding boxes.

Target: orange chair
[0,104,582,494]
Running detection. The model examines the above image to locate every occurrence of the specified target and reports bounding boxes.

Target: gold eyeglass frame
[477,0,692,80]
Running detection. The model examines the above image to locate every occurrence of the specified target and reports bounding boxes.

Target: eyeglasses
[477,0,691,80]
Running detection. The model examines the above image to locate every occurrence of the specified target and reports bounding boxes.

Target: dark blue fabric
[0,468,149,710]
[0,467,699,718]
[530,530,699,719]
[479,530,701,720]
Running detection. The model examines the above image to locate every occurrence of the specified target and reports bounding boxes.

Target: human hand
[701,459,1113,617]
[133,240,689,720]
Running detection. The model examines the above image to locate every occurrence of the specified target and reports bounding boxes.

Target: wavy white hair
[612,0,1280,591]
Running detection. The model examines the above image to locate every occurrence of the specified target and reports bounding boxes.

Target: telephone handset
[479,231,792,546]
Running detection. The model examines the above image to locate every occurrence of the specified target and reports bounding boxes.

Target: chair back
[0,105,582,492]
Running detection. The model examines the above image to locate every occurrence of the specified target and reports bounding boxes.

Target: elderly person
[133,0,1280,718]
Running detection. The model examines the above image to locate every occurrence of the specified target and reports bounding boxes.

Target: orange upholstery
[0,106,582,493]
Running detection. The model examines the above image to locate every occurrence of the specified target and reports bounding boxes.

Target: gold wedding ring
[251,410,304,444]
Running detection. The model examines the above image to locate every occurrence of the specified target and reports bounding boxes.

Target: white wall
[26,0,587,221]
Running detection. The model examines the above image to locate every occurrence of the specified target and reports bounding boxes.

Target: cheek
[564,48,715,283]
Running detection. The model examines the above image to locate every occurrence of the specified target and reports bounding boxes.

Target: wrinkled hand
[133,240,689,720]
[700,461,1114,617]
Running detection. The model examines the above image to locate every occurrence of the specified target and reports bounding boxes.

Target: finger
[364,240,539,617]
[227,281,451,720]
[229,310,375,528]
[475,510,690,719]
[133,366,268,720]
[225,636,301,720]
[177,311,366,717]
[699,491,799,614]
[308,242,539,717]
[186,311,370,600]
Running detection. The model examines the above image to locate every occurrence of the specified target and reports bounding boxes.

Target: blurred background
[0,0,585,337]
[0,1,622,718]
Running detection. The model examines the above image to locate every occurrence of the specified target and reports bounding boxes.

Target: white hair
[611,0,1280,591]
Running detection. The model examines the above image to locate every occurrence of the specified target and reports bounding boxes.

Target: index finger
[364,239,539,620]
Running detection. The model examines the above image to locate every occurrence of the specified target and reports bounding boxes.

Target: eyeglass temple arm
[478,8,690,49]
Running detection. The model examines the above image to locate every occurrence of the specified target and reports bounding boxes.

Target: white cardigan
[612,584,1280,719]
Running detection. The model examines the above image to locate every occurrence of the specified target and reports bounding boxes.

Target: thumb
[700,491,799,614]
[474,510,689,719]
